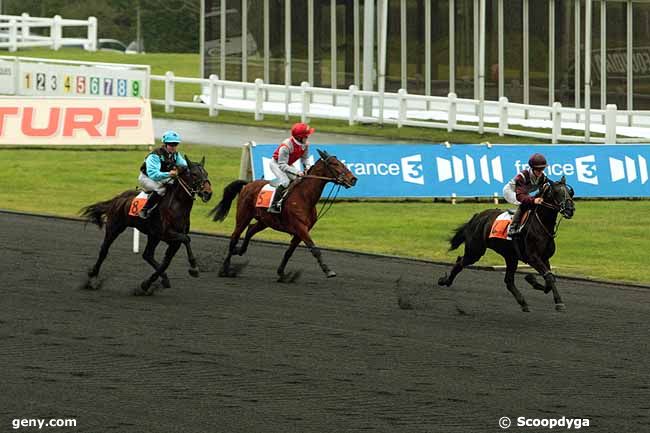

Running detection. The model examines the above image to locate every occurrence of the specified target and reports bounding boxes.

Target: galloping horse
[80,157,212,294]
[210,149,357,281]
[438,176,575,312]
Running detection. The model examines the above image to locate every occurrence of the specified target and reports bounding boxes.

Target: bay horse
[80,157,212,295]
[438,176,575,312]
[210,149,357,281]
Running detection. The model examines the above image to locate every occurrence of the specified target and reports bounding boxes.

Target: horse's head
[178,156,213,202]
[312,149,358,188]
[541,176,575,219]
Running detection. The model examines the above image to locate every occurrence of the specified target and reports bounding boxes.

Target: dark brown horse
[210,149,357,281]
[438,176,575,312]
[80,157,212,294]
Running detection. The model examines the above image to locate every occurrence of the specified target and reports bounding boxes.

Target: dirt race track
[1,211,648,433]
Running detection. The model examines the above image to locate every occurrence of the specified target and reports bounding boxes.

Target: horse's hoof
[277,270,298,283]
[521,305,531,312]
[188,268,200,278]
[326,270,337,278]
[555,303,566,312]
[438,276,450,287]
[161,278,171,289]
[139,281,154,296]
[86,277,100,290]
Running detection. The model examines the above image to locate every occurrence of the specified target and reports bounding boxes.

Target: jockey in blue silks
[137,130,188,219]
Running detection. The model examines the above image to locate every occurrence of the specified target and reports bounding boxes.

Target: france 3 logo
[435,155,504,184]
[575,154,648,185]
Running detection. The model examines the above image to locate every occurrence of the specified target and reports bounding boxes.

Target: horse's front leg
[277,235,302,283]
[528,257,565,312]
[138,241,182,295]
[181,235,200,278]
[295,226,336,278]
[142,235,172,288]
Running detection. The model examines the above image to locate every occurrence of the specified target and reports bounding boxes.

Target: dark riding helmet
[528,153,548,169]
[291,122,315,140]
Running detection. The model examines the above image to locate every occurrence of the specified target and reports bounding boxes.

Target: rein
[176,176,199,199]
[532,207,563,239]
[302,174,338,182]
[302,164,346,219]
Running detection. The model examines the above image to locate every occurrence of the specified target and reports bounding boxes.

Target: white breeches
[268,159,297,187]
[138,173,170,195]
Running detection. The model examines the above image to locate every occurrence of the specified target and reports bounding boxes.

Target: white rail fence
[151,72,650,144]
[0,13,97,52]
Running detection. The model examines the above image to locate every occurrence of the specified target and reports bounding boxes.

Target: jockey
[503,152,548,237]
[137,130,188,219]
[267,122,314,213]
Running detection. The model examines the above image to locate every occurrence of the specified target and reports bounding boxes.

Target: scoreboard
[0,56,149,98]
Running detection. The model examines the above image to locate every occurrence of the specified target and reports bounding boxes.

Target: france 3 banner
[249,143,650,198]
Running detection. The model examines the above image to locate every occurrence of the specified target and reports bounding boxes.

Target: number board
[0,58,15,94]
[18,62,147,97]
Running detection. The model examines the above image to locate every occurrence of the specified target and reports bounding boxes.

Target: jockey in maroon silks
[502,153,548,237]
[267,122,314,213]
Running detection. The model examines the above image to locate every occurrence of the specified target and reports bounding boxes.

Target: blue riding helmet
[162,130,181,144]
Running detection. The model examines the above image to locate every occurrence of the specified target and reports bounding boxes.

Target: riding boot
[508,207,523,237]
[267,185,286,214]
[138,192,162,219]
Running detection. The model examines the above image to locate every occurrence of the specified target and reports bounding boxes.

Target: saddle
[489,210,531,240]
[129,191,151,217]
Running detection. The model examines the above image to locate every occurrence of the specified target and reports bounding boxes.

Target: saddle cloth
[128,191,150,217]
[489,211,512,240]
[255,184,277,209]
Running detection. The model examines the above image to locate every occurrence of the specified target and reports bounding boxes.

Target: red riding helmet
[291,122,315,140]
[528,153,548,169]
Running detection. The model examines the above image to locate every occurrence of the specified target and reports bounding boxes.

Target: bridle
[303,157,353,187]
[175,166,211,200]
[301,156,352,218]
[532,182,574,238]
[538,182,574,216]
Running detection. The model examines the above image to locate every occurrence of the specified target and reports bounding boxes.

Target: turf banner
[249,142,650,198]
[0,97,154,145]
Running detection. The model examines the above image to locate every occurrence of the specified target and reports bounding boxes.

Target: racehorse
[80,157,212,294]
[210,149,357,281]
[437,176,575,312]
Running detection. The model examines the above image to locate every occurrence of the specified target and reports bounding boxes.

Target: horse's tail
[79,198,114,229]
[209,179,248,222]
[79,191,133,229]
[449,213,480,251]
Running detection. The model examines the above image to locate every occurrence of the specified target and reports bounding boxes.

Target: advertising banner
[0,97,154,145]
[250,143,650,198]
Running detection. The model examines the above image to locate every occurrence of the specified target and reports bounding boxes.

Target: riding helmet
[291,122,315,140]
[528,153,548,169]
[162,130,181,144]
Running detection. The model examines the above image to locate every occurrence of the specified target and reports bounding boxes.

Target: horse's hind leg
[87,222,126,289]
[142,235,171,288]
[219,217,252,277]
[237,222,267,256]
[504,256,529,312]
[438,248,483,287]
